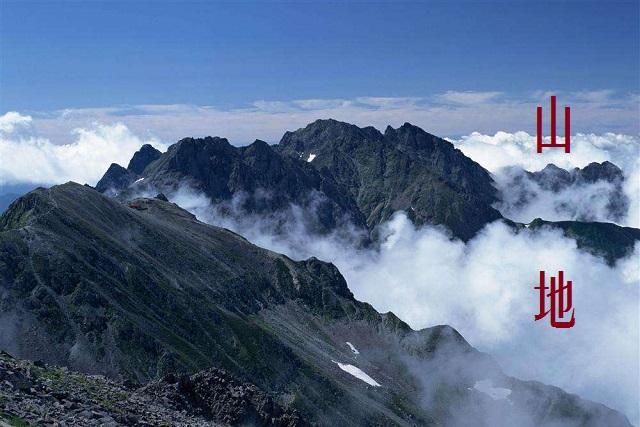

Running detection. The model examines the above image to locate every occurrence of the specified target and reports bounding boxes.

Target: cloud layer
[10,89,640,146]
[449,132,640,227]
[160,185,639,425]
[0,112,163,186]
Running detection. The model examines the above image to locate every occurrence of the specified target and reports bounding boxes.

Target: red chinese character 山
[534,270,575,328]
[537,96,571,154]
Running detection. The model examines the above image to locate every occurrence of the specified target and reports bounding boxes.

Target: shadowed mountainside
[97,120,505,241]
[0,183,632,426]
[278,119,503,240]
[95,120,639,263]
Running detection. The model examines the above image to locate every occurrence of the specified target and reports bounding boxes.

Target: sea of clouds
[0,108,639,424]
[169,186,639,425]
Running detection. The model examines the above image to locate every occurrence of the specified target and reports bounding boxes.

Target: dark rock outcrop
[278,119,503,240]
[0,350,304,426]
[127,144,162,175]
[95,163,137,194]
[117,136,368,236]
[527,218,640,264]
[94,144,163,196]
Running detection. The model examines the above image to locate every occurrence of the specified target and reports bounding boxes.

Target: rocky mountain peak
[95,144,163,194]
[94,163,135,194]
[530,161,625,191]
[384,122,453,153]
[579,160,624,183]
[127,144,162,175]
[170,136,234,159]
[241,139,278,159]
[279,119,383,154]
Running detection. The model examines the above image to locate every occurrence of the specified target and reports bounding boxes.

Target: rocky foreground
[0,351,305,426]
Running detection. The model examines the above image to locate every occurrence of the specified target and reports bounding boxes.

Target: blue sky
[0,1,638,189]
[1,1,638,112]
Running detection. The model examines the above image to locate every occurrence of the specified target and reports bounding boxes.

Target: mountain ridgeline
[98,120,503,241]
[0,183,632,426]
[96,119,639,261]
[1,119,637,425]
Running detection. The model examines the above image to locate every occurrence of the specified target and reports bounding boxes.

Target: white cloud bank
[171,189,639,425]
[0,112,163,186]
[448,132,640,227]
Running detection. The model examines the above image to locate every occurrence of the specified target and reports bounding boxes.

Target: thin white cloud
[292,98,351,110]
[0,111,32,134]
[9,90,637,147]
[436,90,503,105]
[354,96,423,109]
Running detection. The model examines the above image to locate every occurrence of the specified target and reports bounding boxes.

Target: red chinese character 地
[537,95,570,153]
[534,270,575,328]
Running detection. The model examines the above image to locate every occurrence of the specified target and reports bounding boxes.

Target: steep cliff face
[127,144,162,175]
[0,183,632,426]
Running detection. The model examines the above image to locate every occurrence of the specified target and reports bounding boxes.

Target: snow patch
[473,379,511,400]
[332,360,380,387]
[133,177,145,184]
[345,342,360,355]
[307,153,316,162]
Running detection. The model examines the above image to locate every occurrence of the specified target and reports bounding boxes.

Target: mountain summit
[278,119,502,240]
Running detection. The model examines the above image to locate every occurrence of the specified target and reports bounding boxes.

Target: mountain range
[96,119,638,261]
[0,183,633,426]
[1,119,638,426]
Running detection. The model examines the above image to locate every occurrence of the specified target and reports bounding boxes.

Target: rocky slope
[278,120,503,240]
[0,350,304,426]
[110,137,367,237]
[0,183,632,426]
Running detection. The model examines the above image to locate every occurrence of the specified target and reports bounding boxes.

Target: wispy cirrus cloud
[436,90,503,105]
